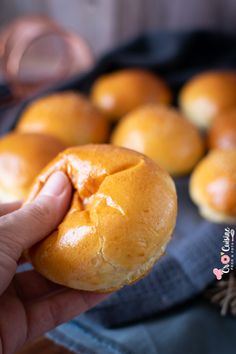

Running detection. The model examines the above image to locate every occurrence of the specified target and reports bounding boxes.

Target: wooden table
[17,337,74,354]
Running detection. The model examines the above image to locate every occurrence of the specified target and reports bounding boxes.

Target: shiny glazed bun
[190,149,236,224]
[179,71,236,129]
[91,69,172,121]
[27,144,177,292]
[0,132,65,202]
[17,91,109,146]
[111,105,204,176]
[208,109,236,150]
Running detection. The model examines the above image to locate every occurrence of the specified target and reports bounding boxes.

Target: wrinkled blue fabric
[47,299,236,354]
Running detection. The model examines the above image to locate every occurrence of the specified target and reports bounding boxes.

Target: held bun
[91,69,172,121]
[17,92,109,146]
[27,144,177,292]
[0,132,65,202]
[190,149,236,224]
[179,71,236,129]
[208,109,236,150]
[111,105,204,176]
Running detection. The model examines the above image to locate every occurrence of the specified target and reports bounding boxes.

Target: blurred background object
[0,15,93,100]
[1,0,236,100]
[1,0,236,58]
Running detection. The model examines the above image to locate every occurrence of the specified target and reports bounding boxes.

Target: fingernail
[40,171,70,197]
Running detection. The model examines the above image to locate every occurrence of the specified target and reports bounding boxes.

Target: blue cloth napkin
[47,298,236,354]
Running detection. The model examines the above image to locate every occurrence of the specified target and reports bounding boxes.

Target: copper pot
[0,15,94,98]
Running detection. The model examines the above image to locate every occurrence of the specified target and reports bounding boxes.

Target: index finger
[0,201,22,217]
[25,289,108,341]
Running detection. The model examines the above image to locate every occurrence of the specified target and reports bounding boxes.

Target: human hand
[0,172,107,354]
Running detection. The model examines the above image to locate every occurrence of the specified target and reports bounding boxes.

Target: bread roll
[111,105,204,176]
[190,149,236,224]
[27,144,177,292]
[208,109,236,149]
[91,69,172,121]
[179,71,236,129]
[17,92,109,146]
[0,132,65,202]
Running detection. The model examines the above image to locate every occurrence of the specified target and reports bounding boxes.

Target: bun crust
[190,149,236,223]
[17,92,109,146]
[208,109,236,150]
[0,132,65,202]
[27,144,177,292]
[111,105,204,176]
[179,71,236,129]
[91,69,172,121]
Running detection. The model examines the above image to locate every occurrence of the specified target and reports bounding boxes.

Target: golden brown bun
[179,71,236,129]
[208,109,236,149]
[0,132,65,202]
[190,149,236,224]
[91,69,172,121]
[111,105,204,176]
[26,144,177,292]
[17,91,109,146]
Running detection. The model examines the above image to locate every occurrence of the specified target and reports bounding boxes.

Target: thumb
[0,171,72,263]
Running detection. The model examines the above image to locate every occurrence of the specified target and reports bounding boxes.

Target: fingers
[25,289,108,341]
[14,270,64,301]
[0,172,72,262]
[0,172,72,294]
[0,201,22,216]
